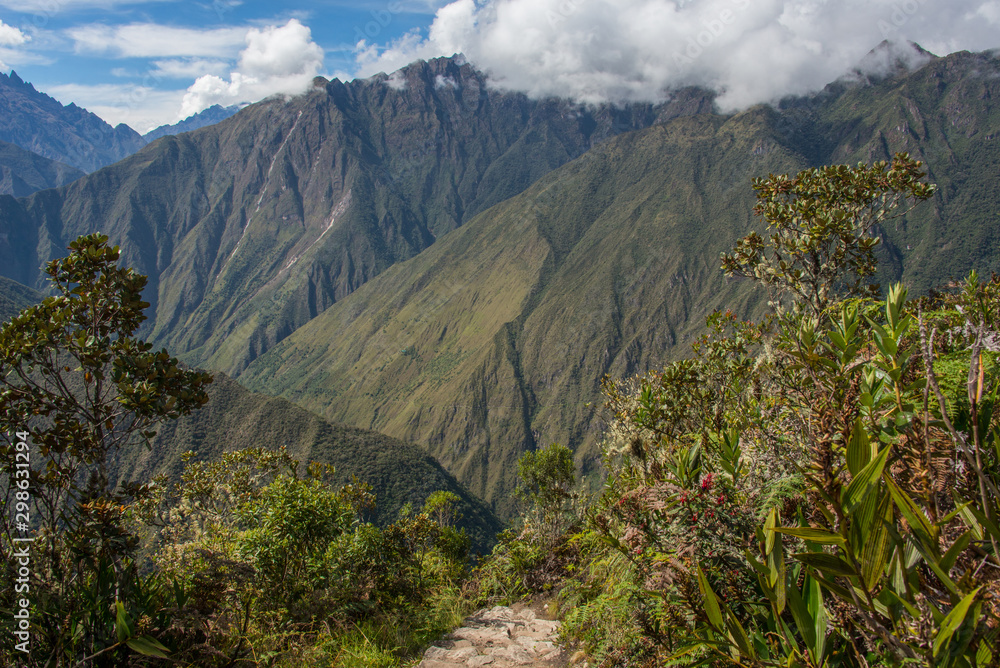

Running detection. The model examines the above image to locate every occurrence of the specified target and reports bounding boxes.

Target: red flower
[701,473,714,492]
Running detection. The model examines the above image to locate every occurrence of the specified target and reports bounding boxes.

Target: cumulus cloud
[0,20,28,70]
[355,0,1000,110]
[0,20,27,48]
[180,19,323,118]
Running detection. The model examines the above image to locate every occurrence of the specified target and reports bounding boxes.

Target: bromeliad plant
[720,284,1000,667]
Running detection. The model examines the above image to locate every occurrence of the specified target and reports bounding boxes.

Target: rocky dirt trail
[416,604,571,667]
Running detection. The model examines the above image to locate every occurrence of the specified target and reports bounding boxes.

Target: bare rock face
[418,606,567,667]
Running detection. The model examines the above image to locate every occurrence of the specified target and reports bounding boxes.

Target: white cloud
[355,0,1000,111]
[0,0,169,10]
[45,82,186,134]
[385,70,407,90]
[0,20,27,47]
[68,23,247,58]
[180,19,324,117]
[0,20,29,70]
[150,58,230,79]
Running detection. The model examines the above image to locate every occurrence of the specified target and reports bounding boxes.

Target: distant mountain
[0,140,84,196]
[116,372,504,553]
[144,104,240,142]
[0,71,146,173]
[851,40,938,83]
[0,274,41,322]
[0,57,698,378]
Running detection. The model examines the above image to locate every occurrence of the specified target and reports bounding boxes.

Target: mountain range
[0,71,146,174]
[0,71,240,193]
[143,104,241,142]
[1,46,998,517]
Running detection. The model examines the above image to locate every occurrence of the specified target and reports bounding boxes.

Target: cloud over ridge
[180,19,324,119]
[355,0,1000,110]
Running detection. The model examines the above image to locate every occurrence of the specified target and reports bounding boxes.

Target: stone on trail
[418,604,566,667]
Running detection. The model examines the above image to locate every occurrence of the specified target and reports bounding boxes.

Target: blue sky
[0,0,998,134]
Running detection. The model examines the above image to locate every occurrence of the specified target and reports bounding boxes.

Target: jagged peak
[3,70,35,92]
[853,40,937,81]
[364,54,481,93]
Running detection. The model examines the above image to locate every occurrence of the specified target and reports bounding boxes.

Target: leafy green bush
[133,445,472,665]
[0,234,210,667]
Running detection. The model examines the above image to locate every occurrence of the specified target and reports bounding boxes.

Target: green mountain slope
[114,373,503,553]
[0,270,501,547]
[0,58,693,378]
[0,140,84,197]
[0,274,41,322]
[241,50,1000,517]
[239,112,788,516]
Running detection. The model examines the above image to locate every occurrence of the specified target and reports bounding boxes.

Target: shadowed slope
[116,373,504,553]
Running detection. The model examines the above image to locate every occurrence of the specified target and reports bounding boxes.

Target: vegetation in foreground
[4,152,1000,667]
[516,154,1000,667]
[0,236,476,666]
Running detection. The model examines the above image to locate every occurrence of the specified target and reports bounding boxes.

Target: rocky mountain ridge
[0,71,146,173]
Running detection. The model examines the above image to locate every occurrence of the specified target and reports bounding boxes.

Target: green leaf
[744,549,770,578]
[883,588,921,618]
[807,577,828,665]
[697,564,725,631]
[724,604,756,660]
[126,635,171,659]
[846,419,873,476]
[812,572,861,610]
[773,527,846,545]
[764,507,777,554]
[860,493,894,589]
[976,628,998,667]
[933,588,982,658]
[884,476,936,552]
[786,577,816,655]
[115,602,133,643]
[940,531,973,574]
[764,509,786,614]
[843,444,890,513]
[794,551,857,577]
[966,505,1000,548]
[908,535,961,600]
[977,640,994,667]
